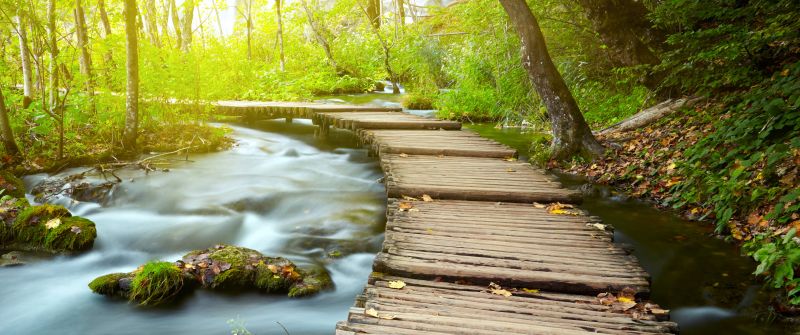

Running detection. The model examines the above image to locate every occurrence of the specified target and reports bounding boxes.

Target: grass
[130,261,185,306]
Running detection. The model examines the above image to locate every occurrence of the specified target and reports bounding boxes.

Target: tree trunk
[181,0,194,52]
[143,0,161,47]
[47,0,63,160]
[499,0,603,160]
[74,0,93,88]
[16,11,33,108]
[98,0,114,88]
[0,89,21,159]
[123,0,139,150]
[160,0,172,47]
[213,2,224,42]
[397,0,405,26]
[367,0,381,29]
[170,0,183,50]
[276,0,285,71]
[575,0,663,90]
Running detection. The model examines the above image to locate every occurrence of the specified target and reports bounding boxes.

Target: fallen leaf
[399,153,408,158]
[388,280,406,289]
[421,194,433,202]
[488,282,512,297]
[402,195,419,201]
[532,202,546,209]
[45,218,62,230]
[70,226,82,234]
[504,157,517,162]
[365,308,396,320]
[522,288,539,294]
[590,223,608,231]
[617,297,634,303]
[398,202,414,211]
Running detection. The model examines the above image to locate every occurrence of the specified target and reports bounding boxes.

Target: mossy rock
[129,261,185,306]
[0,196,29,243]
[12,204,72,246]
[0,171,25,199]
[288,266,334,297]
[43,216,97,252]
[89,273,134,298]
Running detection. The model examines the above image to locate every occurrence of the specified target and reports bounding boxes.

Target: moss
[0,171,25,199]
[129,261,184,306]
[89,273,132,298]
[253,258,296,293]
[205,245,261,289]
[288,267,334,297]
[43,216,97,252]
[0,197,29,243]
[12,204,71,245]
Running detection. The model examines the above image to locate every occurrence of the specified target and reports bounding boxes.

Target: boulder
[0,171,25,199]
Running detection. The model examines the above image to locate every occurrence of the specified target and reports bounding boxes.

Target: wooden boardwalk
[212,102,678,334]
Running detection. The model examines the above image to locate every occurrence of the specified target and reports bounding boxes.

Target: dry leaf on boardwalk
[421,194,433,202]
[399,153,408,158]
[504,157,517,162]
[547,202,580,215]
[487,282,512,297]
[532,202,546,209]
[365,308,396,320]
[402,195,419,201]
[398,202,414,211]
[388,280,406,289]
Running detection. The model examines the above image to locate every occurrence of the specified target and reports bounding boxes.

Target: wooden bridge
[214,101,679,334]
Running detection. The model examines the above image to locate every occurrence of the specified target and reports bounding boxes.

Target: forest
[0,0,799,334]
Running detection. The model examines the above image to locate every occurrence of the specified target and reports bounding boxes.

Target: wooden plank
[359,129,518,158]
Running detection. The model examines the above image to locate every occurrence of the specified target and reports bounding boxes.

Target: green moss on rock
[0,196,29,243]
[89,273,133,298]
[129,261,185,306]
[288,267,334,297]
[43,216,97,252]
[0,171,25,199]
[12,204,72,245]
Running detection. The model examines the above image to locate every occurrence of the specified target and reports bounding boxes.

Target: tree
[575,0,663,90]
[123,0,139,150]
[143,0,161,47]
[276,0,285,71]
[301,0,341,74]
[74,0,93,89]
[15,10,33,108]
[366,0,380,29]
[97,0,114,87]
[499,0,603,160]
[181,0,194,52]
[0,89,21,159]
[47,0,62,159]
[170,0,183,50]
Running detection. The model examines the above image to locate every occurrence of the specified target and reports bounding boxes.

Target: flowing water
[2,120,385,335]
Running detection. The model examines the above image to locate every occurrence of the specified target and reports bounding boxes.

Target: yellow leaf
[617,297,634,303]
[550,209,579,216]
[504,157,517,162]
[45,218,62,230]
[365,308,396,320]
[522,288,539,294]
[506,168,516,172]
[399,153,408,158]
[398,202,414,211]
[532,202,546,209]
[491,288,512,297]
[388,280,406,289]
[421,194,433,202]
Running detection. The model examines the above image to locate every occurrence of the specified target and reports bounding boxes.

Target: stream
[2,120,385,334]
[3,91,796,334]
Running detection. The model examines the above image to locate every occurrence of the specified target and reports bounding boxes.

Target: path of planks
[213,102,678,334]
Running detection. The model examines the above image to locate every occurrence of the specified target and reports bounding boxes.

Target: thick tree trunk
[499,0,603,160]
[276,0,286,71]
[575,0,663,90]
[143,0,161,47]
[123,0,139,150]
[16,12,33,108]
[0,89,21,158]
[74,0,93,88]
[367,0,381,29]
[170,0,183,50]
[181,0,194,52]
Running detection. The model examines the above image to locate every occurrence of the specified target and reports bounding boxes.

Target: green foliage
[671,62,800,232]
[130,261,185,306]
[745,229,800,305]
[651,0,800,94]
